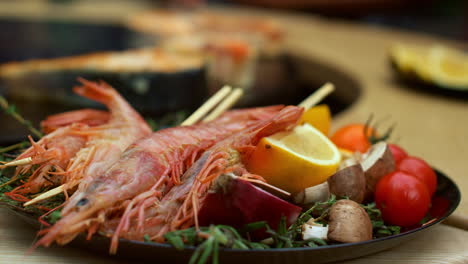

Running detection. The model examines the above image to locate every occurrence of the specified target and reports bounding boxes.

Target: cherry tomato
[375,171,430,227]
[398,156,437,195]
[388,144,408,164]
[330,124,375,153]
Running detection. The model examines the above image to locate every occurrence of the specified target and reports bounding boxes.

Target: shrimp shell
[34,105,285,252]
[61,78,152,193]
[118,106,303,245]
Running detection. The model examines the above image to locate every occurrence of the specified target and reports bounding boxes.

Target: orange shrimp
[33,105,284,251]
[60,78,152,193]
[5,107,111,199]
[41,109,110,134]
[5,78,149,201]
[118,106,303,245]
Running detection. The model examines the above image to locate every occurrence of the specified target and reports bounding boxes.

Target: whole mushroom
[327,200,373,243]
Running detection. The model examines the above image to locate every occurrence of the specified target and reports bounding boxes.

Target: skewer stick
[202,88,244,122]
[24,185,64,207]
[244,178,291,200]
[181,85,232,126]
[298,82,335,110]
[0,157,32,168]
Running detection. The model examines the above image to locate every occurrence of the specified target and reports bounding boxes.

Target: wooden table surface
[0,1,467,263]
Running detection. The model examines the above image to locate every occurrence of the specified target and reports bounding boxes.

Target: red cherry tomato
[398,156,437,195]
[375,171,430,227]
[388,144,408,164]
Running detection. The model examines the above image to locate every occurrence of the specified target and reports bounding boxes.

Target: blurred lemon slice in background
[428,46,468,89]
[246,123,340,194]
[390,43,468,90]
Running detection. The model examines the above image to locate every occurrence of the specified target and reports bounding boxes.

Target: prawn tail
[41,109,110,134]
[73,78,116,106]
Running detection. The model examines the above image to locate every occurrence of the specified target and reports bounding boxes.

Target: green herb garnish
[163,196,338,264]
[0,96,43,138]
[361,202,400,238]
[47,210,62,224]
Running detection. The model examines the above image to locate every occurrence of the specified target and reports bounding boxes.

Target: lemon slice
[246,123,341,194]
[299,104,331,136]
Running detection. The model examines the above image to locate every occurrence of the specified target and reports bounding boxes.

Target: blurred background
[215,0,468,41]
[0,0,466,141]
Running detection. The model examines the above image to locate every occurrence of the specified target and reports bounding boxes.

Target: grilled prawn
[6,79,150,201]
[61,78,152,193]
[34,106,284,251]
[118,106,303,245]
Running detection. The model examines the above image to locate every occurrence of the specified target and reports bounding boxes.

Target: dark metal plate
[6,170,460,264]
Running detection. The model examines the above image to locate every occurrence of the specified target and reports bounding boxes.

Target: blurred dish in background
[0,47,207,113]
[204,35,259,94]
[126,9,284,93]
[389,43,468,92]
[126,9,284,55]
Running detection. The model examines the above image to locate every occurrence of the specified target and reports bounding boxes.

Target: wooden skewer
[24,185,64,207]
[202,88,244,122]
[181,85,232,126]
[298,82,335,110]
[245,178,291,201]
[24,86,245,207]
[0,157,32,168]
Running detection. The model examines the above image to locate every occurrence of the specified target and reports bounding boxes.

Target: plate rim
[2,168,461,254]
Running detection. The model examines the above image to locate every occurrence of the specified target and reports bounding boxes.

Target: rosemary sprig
[0,141,29,154]
[361,202,400,238]
[47,210,62,224]
[162,196,339,264]
[0,96,43,138]
[288,195,337,238]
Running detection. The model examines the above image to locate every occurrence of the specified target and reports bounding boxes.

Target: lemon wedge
[299,104,331,136]
[246,123,341,194]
